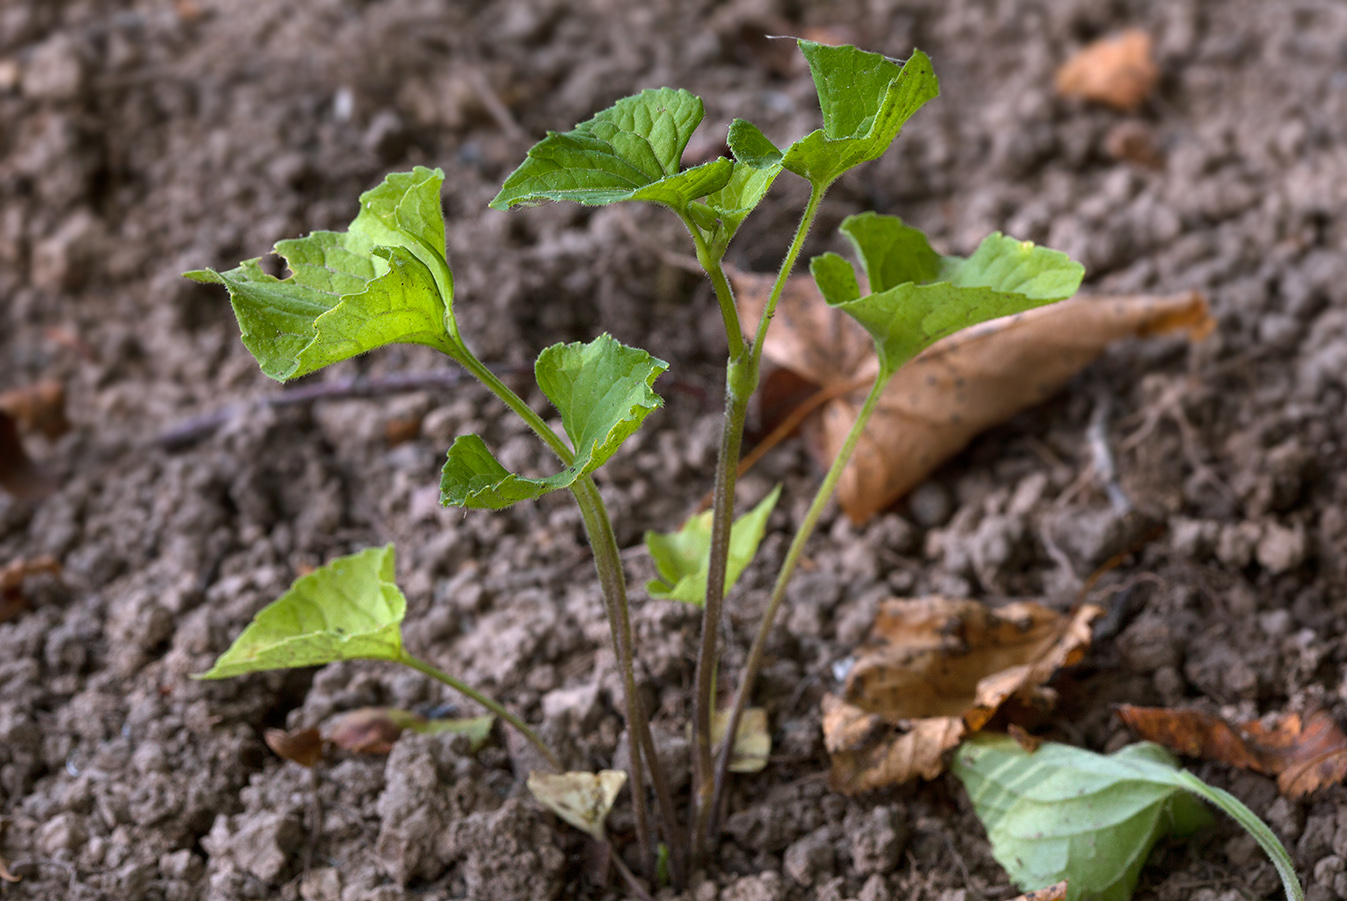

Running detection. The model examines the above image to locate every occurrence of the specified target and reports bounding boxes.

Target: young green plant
[186,39,1266,893]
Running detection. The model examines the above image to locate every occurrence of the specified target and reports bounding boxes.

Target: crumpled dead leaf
[265,726,325,768]
[733,267,1213,523]
[527,770,627,842]
[0,382,68,502]
[1118,705,1347,798]
[1055,29,1159,112]
[0,556,61,624]
[824,597,1100,793]
[325,707,495,755]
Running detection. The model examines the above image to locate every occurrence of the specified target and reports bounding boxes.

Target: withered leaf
[1118,705,1347,799]
[326,707,423,754]
[527,770,627,842]
[824,597,1100,793]
[711,707,771,774]
[0,555,61,624]
[264,726,325,768]
[734,266,1213,523]
[0,412,56,501]
[0,382,70,440]
[1055,29,1159,112]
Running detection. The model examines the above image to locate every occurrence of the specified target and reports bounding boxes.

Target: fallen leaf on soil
[0,555,61,624]
[1054,30,1159,112]
[1118,705,1347,798]
[733,266,1213,522]
[0,382,70,440]
[823,597,1101,793]
[527,770,627,842]
[264,727,324,768]
[325,707,496,754]
[0,412,57,501]
[1011,882,1068,901]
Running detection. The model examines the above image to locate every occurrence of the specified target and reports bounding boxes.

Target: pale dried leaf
[0,382,70,440]
[527,770,627,841]
[710,707,771,773]
[264,727,324,768]
[823,692,964,793]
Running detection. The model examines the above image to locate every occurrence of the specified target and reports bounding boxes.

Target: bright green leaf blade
[704,160,783,237]
[829,230,1084,374]
[839,212,941,292]
[645,485,781,603]
[440,335,667,510]
[196,545,406,679]
[727,119,784,169]
[535,333,667,472]
[809,252,861,307]
[491,89,732,210]
[942,232,1085,300]
[953,735,1303,901]
[185,167,460,381]
[782,45,939,185]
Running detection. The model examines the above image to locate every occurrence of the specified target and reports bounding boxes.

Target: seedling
[184,38,1295,897]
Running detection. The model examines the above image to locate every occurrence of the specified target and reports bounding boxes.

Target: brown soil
[2,1,1345,900]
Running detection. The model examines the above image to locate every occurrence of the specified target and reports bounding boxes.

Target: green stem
[688,180,830,860]
[572,475,684,884]
[398,650,562,772]
[709,368,892,834]
[452,345,680,879]
[1175,772,1304,901]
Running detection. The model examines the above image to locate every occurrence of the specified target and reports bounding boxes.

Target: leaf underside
[197,545,406,679]
[185,167,460,381]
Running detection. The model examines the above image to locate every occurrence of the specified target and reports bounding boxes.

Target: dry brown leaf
[1055,30,1159,112]
[0,382,70,440]
[1118,705,1347,798]
[823,598,1100,793]
[0,411,55,501]
[0,555,61,624]
[264,726,324,768]
[734,266,1213,523]
[1011,881,1069,901]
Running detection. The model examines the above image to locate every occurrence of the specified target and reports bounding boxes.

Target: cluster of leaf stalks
[181,40,1305,900]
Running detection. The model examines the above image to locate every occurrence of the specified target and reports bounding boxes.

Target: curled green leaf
[819,214,1084,375]
[441,334,667,509]
[645,485,781,604]
[953,734,1303,901]
[783,43,939,186]
[185,167,462,380]
[490,88,733,212]
[196,545,406,679]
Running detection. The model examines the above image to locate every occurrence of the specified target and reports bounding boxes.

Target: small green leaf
[782,44,939,186]
[702,159,783,241]
[185,167,461,381]
[839,211,941,291]
[490,88,734,212]
[414,714,496,752]
[645,485,781,604]
[727,119,784,169]
[196,545,406,679]
[441,334,667,509]
[953,734,1304,901]
[809,252,861,307]
[820,217,1084,375]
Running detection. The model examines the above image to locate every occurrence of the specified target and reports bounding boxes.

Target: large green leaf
[440,334,667,509]
[953,734,1304,901]
[196,545,406,679]
[645,485,781,604]
[490,89,734,212]
[782,43,939,186]
[185,167,462,380]
[819,216,1084,375]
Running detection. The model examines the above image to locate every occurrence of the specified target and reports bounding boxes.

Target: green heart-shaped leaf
[490,89,734,212]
